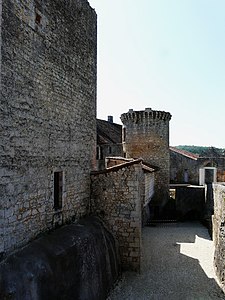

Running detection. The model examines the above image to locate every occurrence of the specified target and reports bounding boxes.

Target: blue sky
[88,0,225,148]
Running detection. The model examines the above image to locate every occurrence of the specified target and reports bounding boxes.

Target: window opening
[100,147,103,160]
[96,146,99,160]
[35,13,42,24]
[123,127,126,142]
[205,169,214,184]
[54,171,63,209]
[184,169,189,183]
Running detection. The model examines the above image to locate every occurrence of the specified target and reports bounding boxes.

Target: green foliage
[175,145,225,157]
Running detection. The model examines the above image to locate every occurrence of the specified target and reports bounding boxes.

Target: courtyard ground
[108,222,224,300]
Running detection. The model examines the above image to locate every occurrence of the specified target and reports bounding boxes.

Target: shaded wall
[0,217,119,300]
[91,162,143,271]
[96,119,123,170]
[97,144,123,170]
[0,0,97,254]
[175,186,205,220]
[212,183,225,292]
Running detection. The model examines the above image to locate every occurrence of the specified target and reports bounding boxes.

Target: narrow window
[35,13,42,24]
[100,147,103,160]
[123,127,126,142]
[184,169,189,183]
[108,146,112,154]
[54,171,63,209]
[96,146,99,160]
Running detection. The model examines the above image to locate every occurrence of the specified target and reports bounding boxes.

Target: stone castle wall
[121,108,171,217]
[212,183,225,292]
[0,0,97,254]
[91,161,143,271]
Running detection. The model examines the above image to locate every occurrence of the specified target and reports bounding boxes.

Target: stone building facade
[0,0,97,254]
[170,147,225,185]
[121,108,172,218]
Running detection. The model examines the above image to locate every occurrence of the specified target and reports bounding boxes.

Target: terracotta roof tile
[170,146,199,160]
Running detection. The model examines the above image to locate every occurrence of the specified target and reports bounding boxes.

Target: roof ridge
[170,146,199,160]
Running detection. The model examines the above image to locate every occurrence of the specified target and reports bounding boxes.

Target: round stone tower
[120,108,172,218]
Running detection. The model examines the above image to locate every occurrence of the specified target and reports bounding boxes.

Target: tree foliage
[175,145,225,157]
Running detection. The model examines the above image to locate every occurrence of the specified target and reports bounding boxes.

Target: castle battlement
[121,108,172,124]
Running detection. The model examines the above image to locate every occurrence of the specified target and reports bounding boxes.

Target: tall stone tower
[0,0,97,254]
[120,108,172,218]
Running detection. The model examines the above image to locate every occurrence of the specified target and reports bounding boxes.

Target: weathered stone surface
[121,108,171,217]
[0,217,120,300]
[91,161,143,271]
[212,183,225,293]
[0,0,97,254]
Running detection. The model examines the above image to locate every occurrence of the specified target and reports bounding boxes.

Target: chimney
[108,116,113,123]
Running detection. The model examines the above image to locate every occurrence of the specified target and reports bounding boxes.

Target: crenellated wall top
[120,108,172,124]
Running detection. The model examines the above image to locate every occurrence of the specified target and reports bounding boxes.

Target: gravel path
[108,222,224,300]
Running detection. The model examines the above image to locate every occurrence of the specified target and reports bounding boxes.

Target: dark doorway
[205,169,214,184]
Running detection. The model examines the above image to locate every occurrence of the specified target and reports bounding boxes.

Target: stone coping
[91,158,157,175]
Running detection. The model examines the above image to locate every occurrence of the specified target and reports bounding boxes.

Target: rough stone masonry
[121,108,172,218]
[213,183,225,293]
[0,0,97,254]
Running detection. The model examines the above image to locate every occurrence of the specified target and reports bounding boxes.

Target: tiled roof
[170,146,199,160]
[97,119,122,144]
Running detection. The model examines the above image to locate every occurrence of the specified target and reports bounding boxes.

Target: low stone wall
[91,161,143,271]
[212,183,225,292]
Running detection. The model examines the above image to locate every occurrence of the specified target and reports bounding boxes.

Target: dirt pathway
[108,222,224,300]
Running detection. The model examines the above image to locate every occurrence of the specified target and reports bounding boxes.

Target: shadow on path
[108,222,224,300]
